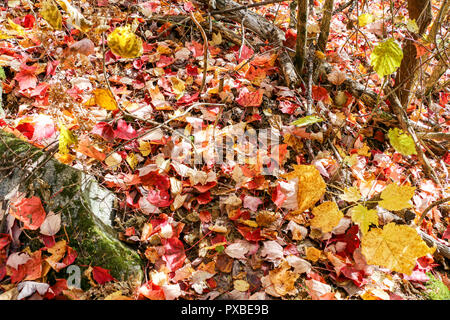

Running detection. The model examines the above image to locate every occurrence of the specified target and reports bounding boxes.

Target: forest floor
[0,0,449,300]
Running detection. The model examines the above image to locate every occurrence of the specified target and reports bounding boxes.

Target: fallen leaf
[379,183,415,211]
[107,25,143,59]
[10,196,46,230]
[350,204,378,234]
[282,165,326,215]
[361,223,435,275]
[310,201,343,233]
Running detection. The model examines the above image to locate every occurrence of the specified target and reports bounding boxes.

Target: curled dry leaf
[268,260,299,296]
[39,212,61,236]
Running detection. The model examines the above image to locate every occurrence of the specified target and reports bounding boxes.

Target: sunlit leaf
[291,115,323,127]
[107,25,143,59]
[387,127,417,156]
[339,186,362,202]
[361,223,435,275]
[370,38,403,78]
[310,201,343,233]
[358,13,375,27]
[282,165,326,215]
[378,183,415,211]
[40,0,62,30]
[350,204,378,234]
[59,124,77,155]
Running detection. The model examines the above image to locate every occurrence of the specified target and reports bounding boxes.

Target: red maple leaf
[14,64,38,91]
[162,237,186,272]
[10,196,46,230]
[236,88,264,107]
[114,119,137,140]
[92,266,116,285]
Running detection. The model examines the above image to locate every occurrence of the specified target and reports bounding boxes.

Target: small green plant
[424,273,450,300]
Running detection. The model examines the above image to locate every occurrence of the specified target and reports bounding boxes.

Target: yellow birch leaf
[339,186,361,202]
[90,88,117,111]
[126,153,138,170]
[170,77,185,99]
[305,247,322,262]
[358,13,374,27]
[40,0,62,30]
[282,165,326,215]
[310,201,343,233]
[234,280,250,292]
[107,25,143,59]
[361,223,435,275]
[56,0,92,32]
[379,183,415,211]
[7,18,25,36]
[139,140,151,156]
[209,32,222,46]
[350,204,378,234]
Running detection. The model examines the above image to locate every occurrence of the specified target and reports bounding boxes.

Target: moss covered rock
[0,130,143,284]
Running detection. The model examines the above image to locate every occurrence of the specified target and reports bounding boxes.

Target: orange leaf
[10,196,46,230]
[236,87,264,107]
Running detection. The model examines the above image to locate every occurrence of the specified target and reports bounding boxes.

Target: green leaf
[215,245,225,253]
[370,38,403,78]
[291,115,323,127]
[0,67,5,80]
[388,128,417,156]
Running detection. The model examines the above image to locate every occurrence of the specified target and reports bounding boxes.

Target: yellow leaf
[104,291,133,300]
[343,153,358,166]
[357,144,371,157]
[379,183,415,211]
[40,0,62,30]
[56,0,92,32]
[139,140,151,156]
[305,247,322,262]
[339,186,361,202]
[7,18,25,36]
[358,13,374,27]
[350,204,378,234]
[107,25,143,59]
[361,288,390,300]
[310,201,343,233]
[126,153,138,170]
[170,76,185,99]
[361,223,435,275]
[282,165,326,215]
[238,219,258,228]
[234,280,250,292]
[59,124,77,155]
[89,89,117,111]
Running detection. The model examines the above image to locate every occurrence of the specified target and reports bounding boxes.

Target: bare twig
[190,12,208,94]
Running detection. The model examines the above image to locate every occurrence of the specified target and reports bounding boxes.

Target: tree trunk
[294,0,309,73]
[394,0,432,107]
[317,0,334,53]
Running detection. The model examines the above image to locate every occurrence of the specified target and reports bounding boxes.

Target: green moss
[424,273,450,300]
[0,130,144,288]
